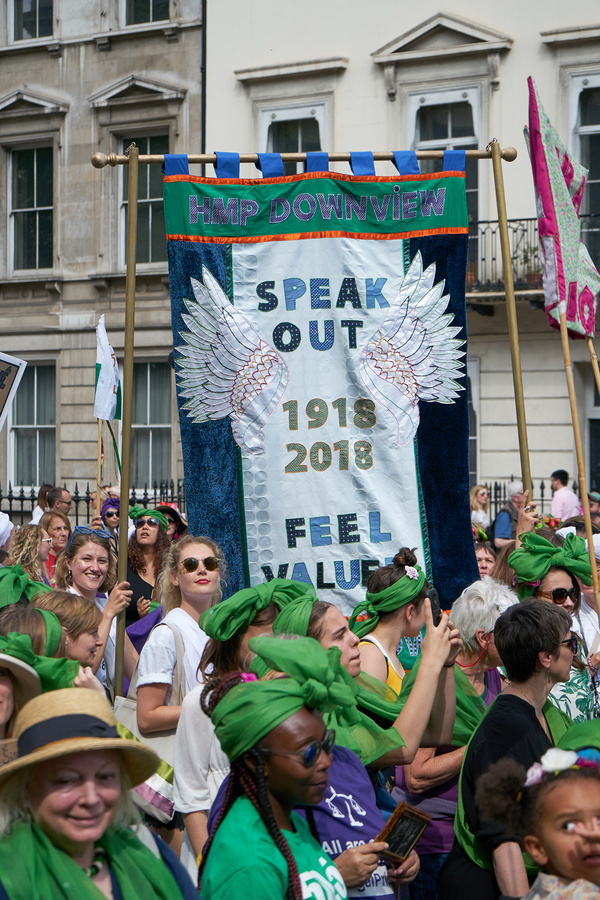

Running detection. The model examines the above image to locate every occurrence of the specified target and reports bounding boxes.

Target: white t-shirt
[137,607,210,700]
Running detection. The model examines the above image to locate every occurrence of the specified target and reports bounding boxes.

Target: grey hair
[507,480,523,500]
[451,577,519,655]
[0,757,140,837]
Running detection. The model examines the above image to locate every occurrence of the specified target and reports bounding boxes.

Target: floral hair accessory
[524,749,586,788]
[239,672,257,683]
[405,566,419,580]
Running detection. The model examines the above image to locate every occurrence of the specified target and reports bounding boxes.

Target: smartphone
[426,588,442,627]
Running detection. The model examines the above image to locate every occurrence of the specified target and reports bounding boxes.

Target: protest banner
[0,352,27,435]
[163,154,479,609]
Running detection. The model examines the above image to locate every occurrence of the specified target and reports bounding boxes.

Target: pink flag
[525,76,600,338]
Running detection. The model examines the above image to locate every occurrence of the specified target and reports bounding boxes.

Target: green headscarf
[558,719,600,754]
[200,579,315,641]
[211,635,351,761]
[128,505,169,533]
[249,634,407,766]
[349,565,426,638]
[0,822,183,900]
[509,532,592,601]
[0,565,51,609]
[272,593,317,637]
[0,632,80,692]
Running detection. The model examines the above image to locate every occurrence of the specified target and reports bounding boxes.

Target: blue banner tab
[161,154,189,176]
[256,153,285,178]
[392,151,420,176]
[350,152,376,176]
[214,152,240,179]
[443,150,466,172]
[306,152,329,173]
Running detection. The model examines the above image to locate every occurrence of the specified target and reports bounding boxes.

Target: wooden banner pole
[559,313,600,619]
[488,139,532,496]
[96,419,102,518]
[115,143,139,697]
[587,336,600,400]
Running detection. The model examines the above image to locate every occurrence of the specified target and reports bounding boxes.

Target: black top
[125,564,155,624]
[438,694,552,900]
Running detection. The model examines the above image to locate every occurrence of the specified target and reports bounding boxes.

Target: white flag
[94,315,121,420]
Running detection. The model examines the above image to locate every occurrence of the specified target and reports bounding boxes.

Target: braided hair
[199,673,303,900]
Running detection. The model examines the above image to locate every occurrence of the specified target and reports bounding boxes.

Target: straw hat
[0,652,41,704]
[0,688,158,786]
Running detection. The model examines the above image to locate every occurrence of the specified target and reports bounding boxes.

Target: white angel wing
[358,252,465,445]
[176,267,288,455]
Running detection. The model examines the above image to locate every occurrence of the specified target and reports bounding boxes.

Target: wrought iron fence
[0,479,186,526]
[467,215,600,291]
[483,478,580,520]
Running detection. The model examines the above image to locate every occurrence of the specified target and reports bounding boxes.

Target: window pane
[38,428,55,484]
[581,89,600,127]
[38,209,53,268]
[13,367,35,425]
[418,105,449,142]
[300,118,321,152]
[13,212,37,269]
[136,205,150,263]
[131,429,151,486]
[149,135,169,196]
[150,201,167,262]
[14,0,36,40]
[152,0,169,21]
[14,430,37,485]
[132,364,148,425]
[13,149,35,210]
[450,102,474,138]
[152,431,170,483]
[38,0,52,36]
[36,147,53,207]
[269,120,301,154]
[149,363,171,423]
[36,365,55,425]
[127,0,150,25]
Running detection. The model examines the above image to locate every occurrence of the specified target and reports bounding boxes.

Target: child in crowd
[475,748,600,899]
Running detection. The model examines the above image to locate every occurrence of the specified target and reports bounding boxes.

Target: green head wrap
[211,635,350,761]
[558,720,600,754]
[0,631,80,692]
[128,505,169,533]
[272,594,318,637]
[36,609,63,657]
[509,532,592,602]
[349,565,427,638]
[0,565,51,609]
[199,579,315,641]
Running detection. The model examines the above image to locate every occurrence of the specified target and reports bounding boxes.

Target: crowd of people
[0,484,598,899]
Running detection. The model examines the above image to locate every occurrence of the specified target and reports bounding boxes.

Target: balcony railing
[467,214,600,292]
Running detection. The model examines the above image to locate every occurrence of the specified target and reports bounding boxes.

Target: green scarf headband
[128,505,169,532]
[211,635,349,761]
[349,564,426,638]
[0,565,51,610]
[200,579,315,641]
[272,594,317,637]
[0,632,79,692]
[509,532,592,601]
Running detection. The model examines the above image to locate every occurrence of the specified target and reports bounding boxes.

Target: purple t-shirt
[207,744,394,898]
[393,667,502,855]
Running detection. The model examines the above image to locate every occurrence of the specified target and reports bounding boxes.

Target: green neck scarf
[509,532,592,601]
[0,565,51,609]
[558,719,600,753]
[349,566,426,638]
[0,632,79,692]
[200,579,315,641]
[272,595,317,637]
[249,635,406,766]
[0,822,182,900]
[128,505,169,533]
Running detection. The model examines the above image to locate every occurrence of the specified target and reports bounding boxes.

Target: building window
[126,0,169,25]
[467,358,480,486]
[131,362,171,486]
[410,88,480,283]
[11,146,53,270]
[575,85,600,269]
[260,104,325,175]
[14,0,52,40]
[11,364,55,486]
[122,134,168,264]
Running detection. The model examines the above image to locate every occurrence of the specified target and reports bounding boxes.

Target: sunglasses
[104,510,119,519]
[561,636,579,655]
[134,518,160,529]
[538,587,579,605]
[179,556,220,573]
[164,515,176,525]
[66,526,107,550]
[41,538,52,545]
[260,729,336,768]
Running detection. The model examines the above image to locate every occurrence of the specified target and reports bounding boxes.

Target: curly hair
[156,534,226,614]
[7,524,47,585]
[54,531,116,594]
[475,756,600,846]
[127,528,170,579]
[199,672,302,900]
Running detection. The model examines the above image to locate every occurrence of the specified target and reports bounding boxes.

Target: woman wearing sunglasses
[54,528,136,695]
[509,531,596,722]
[126,506,170,622]
[200,635,350,900]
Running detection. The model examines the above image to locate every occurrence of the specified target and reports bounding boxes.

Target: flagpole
[115,143,139,697]
[489,139,532,496]
[96,419,102,518]
[587,337,600,399]
[559,313,600,620]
